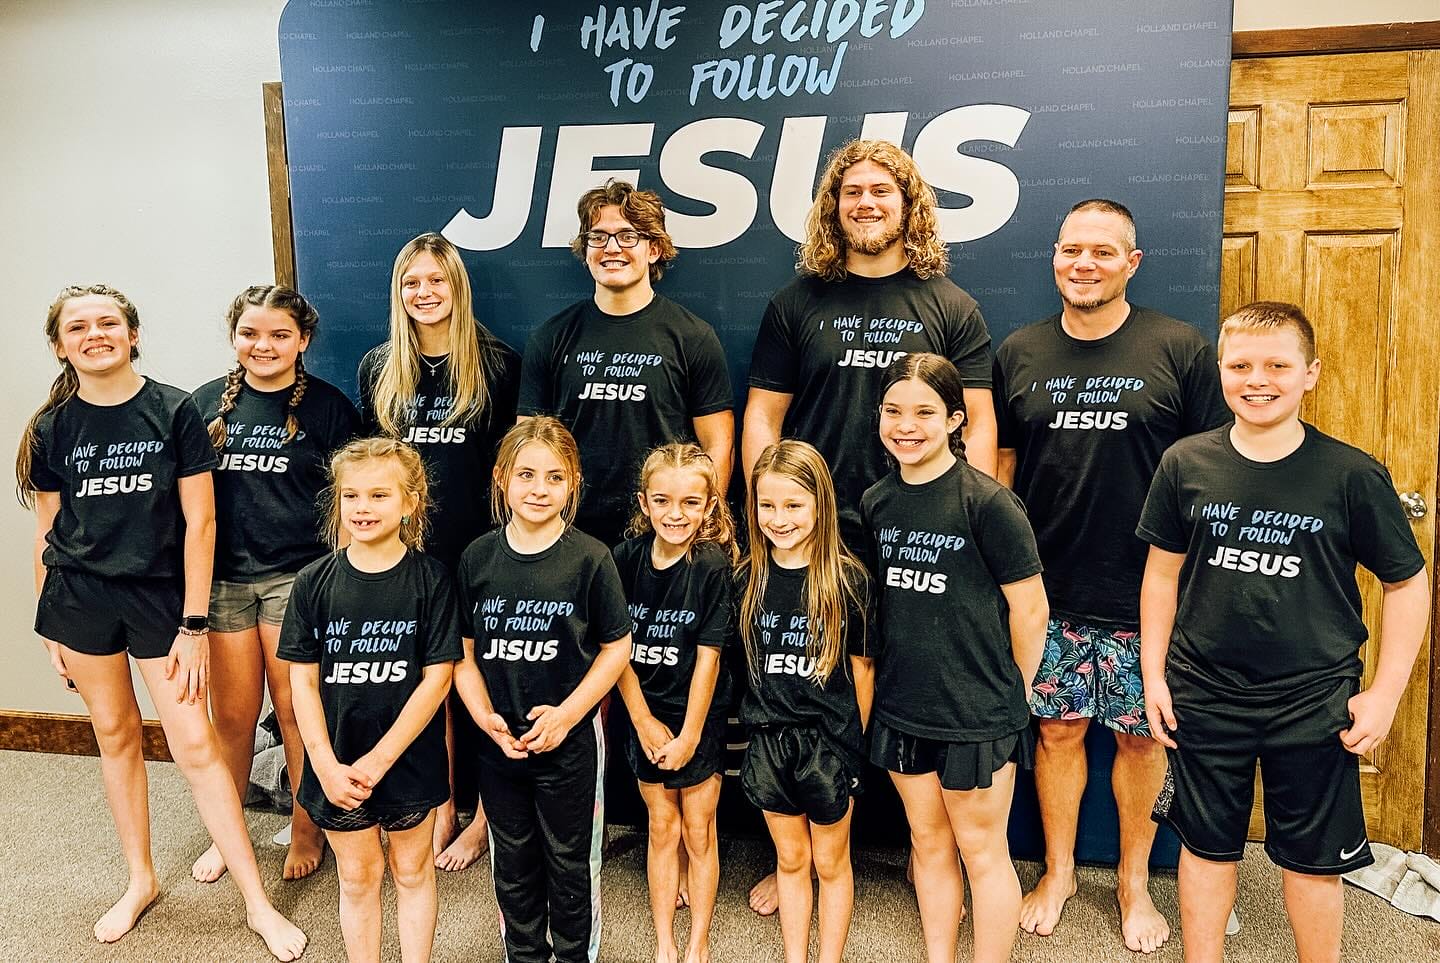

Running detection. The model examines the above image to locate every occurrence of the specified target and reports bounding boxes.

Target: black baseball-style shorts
[1152,671,1372,875]
[626,714,726,790]
[870,720,1034,792]
[741,725,861,825]
[36,568,182,660]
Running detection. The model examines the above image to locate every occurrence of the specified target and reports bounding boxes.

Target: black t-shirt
[994,307,1229,627]
[517,294,733,545]
[191,375,360,581]
[861,460,1043,741]
[455,527,632,734]
[1137,425,1425,697]
[748,270,991,547]
[357,329,521,568]
[611,536,734,725]
[738,561,871,771]
[278,549,463,817]
[31,378,218,580]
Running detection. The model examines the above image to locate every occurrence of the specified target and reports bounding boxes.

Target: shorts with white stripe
[480,714,605,963]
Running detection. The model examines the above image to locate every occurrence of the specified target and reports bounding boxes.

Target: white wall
[0,0,289,716]
[1234,0,1437,31]
[1,1,1434,717]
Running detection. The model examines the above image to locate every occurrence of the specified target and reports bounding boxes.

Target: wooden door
[1223,51,1440,850]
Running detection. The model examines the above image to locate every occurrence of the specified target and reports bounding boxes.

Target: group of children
[19,259,1428,963]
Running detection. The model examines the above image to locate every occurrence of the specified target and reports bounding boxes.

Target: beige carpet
[1,750,1436,962]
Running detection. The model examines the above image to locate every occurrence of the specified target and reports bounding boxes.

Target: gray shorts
[209,572,297,632]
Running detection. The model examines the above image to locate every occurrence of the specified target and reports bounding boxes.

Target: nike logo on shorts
[1339,839,1368,861]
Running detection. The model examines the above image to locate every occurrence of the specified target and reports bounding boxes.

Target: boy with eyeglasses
[518,179,734,547]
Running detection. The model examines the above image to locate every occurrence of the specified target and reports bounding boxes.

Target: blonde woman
[358,232,520,870]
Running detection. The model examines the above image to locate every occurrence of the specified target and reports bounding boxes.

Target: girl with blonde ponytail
[190,284,360,884]
[18,285,307,960]
[356,232,521,870]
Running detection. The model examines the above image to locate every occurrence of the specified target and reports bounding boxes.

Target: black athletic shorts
[626,714,725,790]
[35,567,182,660]
[741,725,860,825]
[309,803,433,834]
[1152,670,1373,875]
[869,720,1034,792]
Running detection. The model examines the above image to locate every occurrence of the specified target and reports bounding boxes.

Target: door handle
[1398,491,1428,519]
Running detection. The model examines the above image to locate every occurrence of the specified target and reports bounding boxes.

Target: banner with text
[278,0,1232,400]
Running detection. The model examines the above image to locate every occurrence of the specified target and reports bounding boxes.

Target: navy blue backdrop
[278,0,1233,866]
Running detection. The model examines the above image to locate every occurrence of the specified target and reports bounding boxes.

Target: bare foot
[1020,869,1077,936]
[93,877,159,943]
[436,815,489,872]
[1118,882,1170,954]
[683,947,711,963]
[432,799,459,858]
[282,824,326,881]
[247,905,308,962]
[676,873,690,910]
[655,942,680,963]
[749,871,779,916]
[191,843,227,884]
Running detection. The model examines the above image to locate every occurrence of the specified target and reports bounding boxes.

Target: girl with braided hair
[191,285,360,883]
[358,232,521,871]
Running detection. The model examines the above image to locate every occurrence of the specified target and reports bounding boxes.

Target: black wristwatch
[179,615,209,636]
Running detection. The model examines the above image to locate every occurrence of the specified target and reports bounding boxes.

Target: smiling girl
[613,442,737,963]
[739,440,873,963]
[191,285,360,883]
[359,232,520,870]
[453,416,633,963]
[17,284,305,960]
[282,437,460,963]
[861,353,1047,963]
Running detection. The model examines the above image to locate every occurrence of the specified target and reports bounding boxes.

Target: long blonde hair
[16,284,141,508]
[324,437,430,550]
[627,442,739,564]
[798,139,950,282]
[740,440,867,686]
[489,417,583,527]
[366,233,493,436]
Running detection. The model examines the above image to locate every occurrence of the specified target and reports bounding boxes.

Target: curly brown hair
[798,140,950,282]
[570,179,678,283]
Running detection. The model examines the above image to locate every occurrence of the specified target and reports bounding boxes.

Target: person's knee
[811,842,851,883]
[648,804,683,849]
[953,829,1007,871]
[389,851,435,892]
[90,711,143,757]
[337,856,385,899]
[1037,718,1089,750]
[1281,867,1342,890]
[1113,730,1160,759]
[774,838,813,876]
[166,725,222,772]
[910,821,956,860]
[681,811,716,857]
[210,697,259,738]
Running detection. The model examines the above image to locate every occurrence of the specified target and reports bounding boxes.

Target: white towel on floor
[1343,842,1440,922]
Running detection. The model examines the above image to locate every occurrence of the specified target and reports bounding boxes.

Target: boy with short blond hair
[1137,300,1430,962]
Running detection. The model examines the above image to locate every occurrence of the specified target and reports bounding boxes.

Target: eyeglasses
[582,229,650,249]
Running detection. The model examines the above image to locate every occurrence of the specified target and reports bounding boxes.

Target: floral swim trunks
[1028,618,1149,736]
